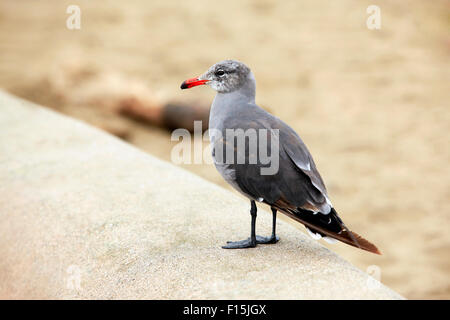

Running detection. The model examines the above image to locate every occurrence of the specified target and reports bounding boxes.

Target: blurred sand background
[0,0,448,299]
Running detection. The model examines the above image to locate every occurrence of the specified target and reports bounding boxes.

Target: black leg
[222,202,279,249]
[222,200,257,249]
[255,207,280,244]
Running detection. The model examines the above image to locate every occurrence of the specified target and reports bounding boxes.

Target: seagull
[181,60,380,254]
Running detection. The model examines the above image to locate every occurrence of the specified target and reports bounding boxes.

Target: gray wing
[279,121,332,213]
[213,104,332,214]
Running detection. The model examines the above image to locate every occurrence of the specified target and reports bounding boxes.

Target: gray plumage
[181,60,380,254]
[203,60,330,213]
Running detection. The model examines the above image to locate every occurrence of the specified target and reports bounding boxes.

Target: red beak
[180,77,209,89]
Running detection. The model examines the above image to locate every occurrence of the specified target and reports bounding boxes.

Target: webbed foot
[222,238,257,249]
[255,235,280,244]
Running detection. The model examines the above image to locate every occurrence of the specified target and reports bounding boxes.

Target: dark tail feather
[276,206,381,255]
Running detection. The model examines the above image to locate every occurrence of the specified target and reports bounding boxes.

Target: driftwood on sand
[119,97,209,133]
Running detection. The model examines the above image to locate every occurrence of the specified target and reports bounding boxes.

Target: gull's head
[180,60,252,93]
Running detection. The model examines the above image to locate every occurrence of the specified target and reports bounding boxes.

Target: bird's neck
[209,72,257,131]
[216,72,256,104]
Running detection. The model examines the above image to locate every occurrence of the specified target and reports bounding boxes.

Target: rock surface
[0,91,402,299]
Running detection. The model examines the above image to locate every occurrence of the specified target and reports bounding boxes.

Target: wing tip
[276,206,382,255]
[347,230,382,255]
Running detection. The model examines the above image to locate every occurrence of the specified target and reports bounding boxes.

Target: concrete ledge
[0,91,402,299]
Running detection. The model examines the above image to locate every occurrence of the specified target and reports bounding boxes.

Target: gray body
[208,71,332,214]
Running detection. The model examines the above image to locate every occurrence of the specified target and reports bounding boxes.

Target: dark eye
[215,69,225,77]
